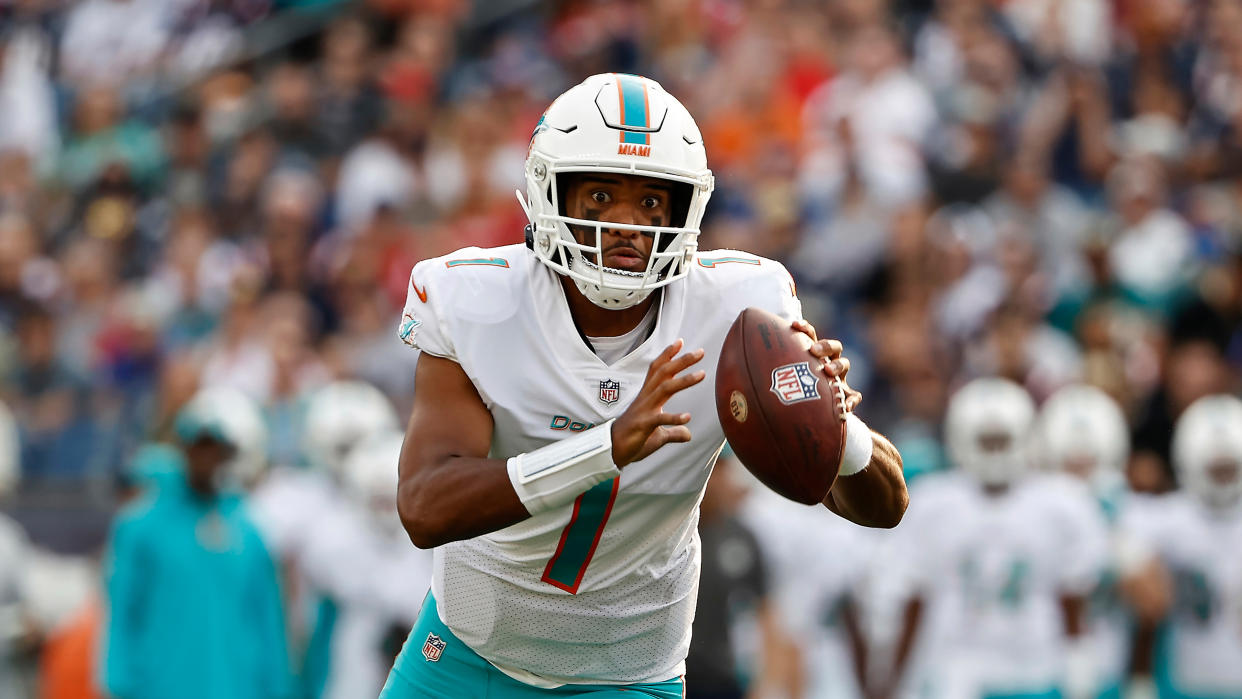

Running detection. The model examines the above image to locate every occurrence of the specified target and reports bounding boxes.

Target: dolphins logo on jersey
[770,362,820,405]
[422,633,446,662]
[399,315,422,344]
[599,379,620,405]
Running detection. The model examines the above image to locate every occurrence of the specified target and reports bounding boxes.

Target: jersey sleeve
[398,258,456,360]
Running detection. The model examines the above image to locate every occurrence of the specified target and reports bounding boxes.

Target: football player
[383,73,908,698]
[1118,395,1242,698]
[740,464,875,699]
[1035,385,1136,699]
[877,378,1107,699]
[246,379,399,694]
[249,379,399,559]
[298,430,432,699]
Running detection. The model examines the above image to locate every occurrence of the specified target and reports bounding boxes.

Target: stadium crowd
[0,0,1240,697]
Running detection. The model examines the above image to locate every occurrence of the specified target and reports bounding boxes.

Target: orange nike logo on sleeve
[412,280,428,303]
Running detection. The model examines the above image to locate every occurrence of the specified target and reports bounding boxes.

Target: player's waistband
[383,593,685,698]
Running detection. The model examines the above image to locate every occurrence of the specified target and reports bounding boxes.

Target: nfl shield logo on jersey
[422,633,446,662]
[599,379,620,405]
[770,362,821,405]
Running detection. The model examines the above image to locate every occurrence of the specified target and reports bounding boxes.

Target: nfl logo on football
[769,362,820,405]
[599,379,620,405]
[422,633,446,662]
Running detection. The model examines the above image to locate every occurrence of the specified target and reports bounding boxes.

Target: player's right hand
[611,339,705,468]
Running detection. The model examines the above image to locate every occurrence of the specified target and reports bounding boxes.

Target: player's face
[1208,458,1239,489]
[563,173,675,273]
[1061,453,1097,480]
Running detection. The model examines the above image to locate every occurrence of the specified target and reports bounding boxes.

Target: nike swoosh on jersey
[412,280,428,303]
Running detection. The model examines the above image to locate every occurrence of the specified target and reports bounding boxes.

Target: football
[714,307,847,504]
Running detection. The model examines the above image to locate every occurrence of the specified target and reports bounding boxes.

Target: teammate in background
[1035,385,1138,699]
[298,430,432,699]
[685,454,797,699]
[877,378,1107,699]
[1118,395,1242,699]
[739,455,874,699]
[246,379,399,698]
[383,73,907,698]
[100,388,293,699]
[249,380,399,561]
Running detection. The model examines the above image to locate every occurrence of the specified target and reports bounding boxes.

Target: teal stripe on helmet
[617,74,650,144]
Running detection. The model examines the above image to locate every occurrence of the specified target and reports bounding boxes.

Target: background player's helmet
[1036,384,1129,489]
[302,380,398,478]
[520,73,715,309]
[0,399,18,499]
[174,386,269,486]
[342,429,405,538]
[1172,394,1242,511]
[945,377,1035,487]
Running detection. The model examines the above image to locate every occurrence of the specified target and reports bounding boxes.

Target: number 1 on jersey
[542,478,620,594]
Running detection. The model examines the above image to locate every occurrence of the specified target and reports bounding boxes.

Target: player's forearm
[397,456,530,549]
[880,597,924,698]
[824,432,907,528]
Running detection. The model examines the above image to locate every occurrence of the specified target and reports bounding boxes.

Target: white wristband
[839,412,874,477]
[507,420,621,515]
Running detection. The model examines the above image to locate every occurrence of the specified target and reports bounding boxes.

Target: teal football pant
[380,594,685,699]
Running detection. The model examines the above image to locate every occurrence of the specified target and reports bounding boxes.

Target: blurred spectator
[57,88,164,195]
[59,0,169,89]
[315,15,383,158]
[8,301,95,481]
[0,25,59,170]
[1103,156,1194,313]
[1130,338,1235,493]
[801,20,936,209]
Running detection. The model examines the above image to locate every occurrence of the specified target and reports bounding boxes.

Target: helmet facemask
[519,73,714,310]
[945,378,1036,489]
[524,161,705,309]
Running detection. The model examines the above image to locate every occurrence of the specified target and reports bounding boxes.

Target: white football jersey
[399,243,801,685]
[741,487,873,699]
[300,500,432,699]
[1119,494,1242,696]
[1081,486,1140,693]
[248,464,339,560]
[884,471,1108,698]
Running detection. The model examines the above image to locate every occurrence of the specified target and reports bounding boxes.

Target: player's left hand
[792,319,862,416]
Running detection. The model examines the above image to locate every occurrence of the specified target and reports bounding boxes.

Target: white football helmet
[0,399,17,498]
[1172,394,1242,511]
[175,386,269,486]
[945,377,1036,487]
[342,429,405,538]
[519,73,715,309]
[302,380,399,478]
[1036,384,1129,489]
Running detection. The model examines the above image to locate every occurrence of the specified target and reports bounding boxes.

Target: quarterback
[382,73,907,698]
